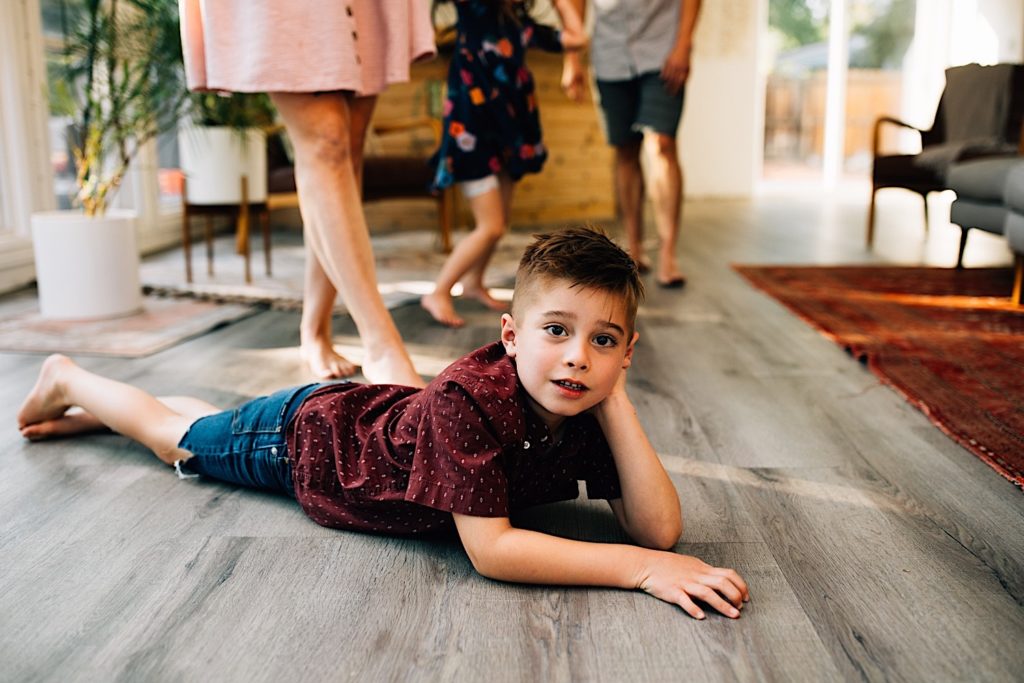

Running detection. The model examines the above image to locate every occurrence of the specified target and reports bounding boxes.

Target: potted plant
[178,92,277,205]
[32,0,187,320]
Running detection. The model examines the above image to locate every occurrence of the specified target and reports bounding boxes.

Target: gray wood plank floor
[2,184,1022,682]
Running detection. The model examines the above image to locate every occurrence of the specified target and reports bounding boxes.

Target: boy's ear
[622,331,639,368]
[500,313,518,357]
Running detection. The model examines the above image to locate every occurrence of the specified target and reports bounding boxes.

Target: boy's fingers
[688,584,740,619]
[707,575,744,608]
[675,592,704,620]
[713,567,751,600]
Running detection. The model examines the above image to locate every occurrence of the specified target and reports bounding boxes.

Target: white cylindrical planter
[31,209,143,320]
[178,126,267,204]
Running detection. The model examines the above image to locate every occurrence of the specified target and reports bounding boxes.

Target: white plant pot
[178,126,267,204]
[31,210,143,320]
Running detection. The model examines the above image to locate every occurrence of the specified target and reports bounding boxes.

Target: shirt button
[523,441,530,449]
[271,446,279,455]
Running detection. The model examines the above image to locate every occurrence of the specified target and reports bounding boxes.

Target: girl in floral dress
[422,0,585,327]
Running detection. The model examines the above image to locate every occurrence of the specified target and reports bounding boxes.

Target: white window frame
[0,0,184,294]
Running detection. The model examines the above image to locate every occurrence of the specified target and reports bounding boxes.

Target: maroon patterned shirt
[286,342,621,535]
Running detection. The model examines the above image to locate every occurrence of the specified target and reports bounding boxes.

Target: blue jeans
[176,383,325,496]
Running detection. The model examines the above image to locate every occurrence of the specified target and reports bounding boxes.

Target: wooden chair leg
[866,185,878,248]
[955,228,969,269]
[438,188,454,253]
[237,175,251,284]
[1013,254,1023,305]
[182,198,192,284]
[922,192,930,234]
[261,207,272,276]
[205,215,214,276]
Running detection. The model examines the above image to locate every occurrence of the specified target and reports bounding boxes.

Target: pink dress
[180,0,436,95]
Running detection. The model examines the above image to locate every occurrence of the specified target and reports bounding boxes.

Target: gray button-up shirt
[590,0,682,82]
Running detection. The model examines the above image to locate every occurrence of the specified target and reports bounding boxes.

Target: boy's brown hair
[512,226,645,332]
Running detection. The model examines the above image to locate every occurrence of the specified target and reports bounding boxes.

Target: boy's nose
[565,343,589,371]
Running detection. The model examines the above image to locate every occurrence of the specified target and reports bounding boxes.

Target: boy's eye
[543,324,568,337]
[593,334,617,347]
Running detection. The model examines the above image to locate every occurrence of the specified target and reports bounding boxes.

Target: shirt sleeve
[404,381,511,517]
[579,418,622,500]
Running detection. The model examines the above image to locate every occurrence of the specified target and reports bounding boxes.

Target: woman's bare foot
[20,408,109,441]
[461,286,509,312]
[301,335,358,380]
[362,345,424,388]
[18,354,76,430]
[421,291,465,328]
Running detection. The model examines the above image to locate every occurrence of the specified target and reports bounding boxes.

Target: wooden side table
[182,175,271,284]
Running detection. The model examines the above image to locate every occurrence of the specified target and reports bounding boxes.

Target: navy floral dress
[430,0,563,192]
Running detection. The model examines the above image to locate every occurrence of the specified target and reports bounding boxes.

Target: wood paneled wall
[367,51,615,234]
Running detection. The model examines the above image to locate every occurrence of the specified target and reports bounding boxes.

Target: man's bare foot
[20,408,109,441]
[461,286,510,312]
[656,255,687,289]
[630,253,652,274]
[18,354,75,430]
[362,345,424,388]
[301,336,358,380]
[421,291,465,328]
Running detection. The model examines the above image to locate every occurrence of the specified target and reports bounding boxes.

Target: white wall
[679,0,765,197]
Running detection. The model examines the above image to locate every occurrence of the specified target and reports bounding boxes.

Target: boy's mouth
[552,379,588,396]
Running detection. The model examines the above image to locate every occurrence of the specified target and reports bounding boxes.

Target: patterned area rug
[0,297,256,357]
[140,229,532,312]
[735,265,1024,489]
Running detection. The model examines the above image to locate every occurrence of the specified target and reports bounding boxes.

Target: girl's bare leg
[271,91,421,387]
[298,95,378,380]
[17,355,205,464]
[421,181,508,327]
[460,174,514,312]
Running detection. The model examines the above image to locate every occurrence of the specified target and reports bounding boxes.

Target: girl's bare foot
[301,335,358,380]
[20,408,109,441]
[461,286,509,312]
[362,345,424,388]
[18,354,75,430]
[630,253,651,274]
[421,291,465,328]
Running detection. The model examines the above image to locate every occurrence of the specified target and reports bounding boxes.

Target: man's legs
[614,141,648,270]
[17,355,214,464]
[643,131,685,286]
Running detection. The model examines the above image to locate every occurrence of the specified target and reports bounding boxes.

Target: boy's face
[501,278,638,433]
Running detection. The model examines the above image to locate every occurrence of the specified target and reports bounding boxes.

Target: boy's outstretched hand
[635,551,750,619]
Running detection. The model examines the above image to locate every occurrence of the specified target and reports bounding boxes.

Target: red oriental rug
[734,265,1024,489]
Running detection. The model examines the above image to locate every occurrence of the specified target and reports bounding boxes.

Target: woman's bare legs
[17,355,218,464]
[271,91,422,387]
[295,95,378,380]
[421,175,513,327]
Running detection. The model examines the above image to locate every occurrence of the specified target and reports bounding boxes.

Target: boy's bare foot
[20,408,109,441]
[18,354,75,430]
[362,345,424,388]
[301,336,358,380]
[421,291,465,328]
[461,286,510,312]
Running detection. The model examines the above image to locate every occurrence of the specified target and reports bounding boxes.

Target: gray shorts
[595,71,685,147]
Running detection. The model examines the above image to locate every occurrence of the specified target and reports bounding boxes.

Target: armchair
[266,117,453,252]
[866,63,1024,247]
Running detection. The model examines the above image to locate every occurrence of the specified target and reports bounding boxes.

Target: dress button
[352,31,358,40]
[346,5,353,16]
[523,440,530,449]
